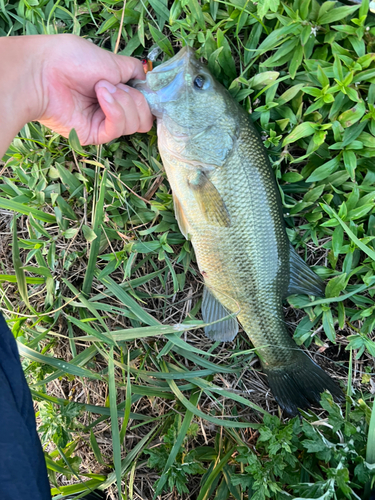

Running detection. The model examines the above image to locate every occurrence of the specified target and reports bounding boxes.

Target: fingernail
[117,83,130,93]
[97,81,117,94]
[102,88,114,103]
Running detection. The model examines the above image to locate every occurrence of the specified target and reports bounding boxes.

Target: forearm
[0,37,44,159]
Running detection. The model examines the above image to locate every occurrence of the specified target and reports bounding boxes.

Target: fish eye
[194,75,205,89]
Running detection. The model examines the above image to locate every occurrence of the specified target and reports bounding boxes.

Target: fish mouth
[129,45,196,117]
[151,45,194,74]
[129,45,194,91]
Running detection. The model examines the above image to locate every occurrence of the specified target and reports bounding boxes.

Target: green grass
[2,0,375,498]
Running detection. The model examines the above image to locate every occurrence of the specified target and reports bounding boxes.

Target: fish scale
[187,117,291,365]
[132,46,343,416]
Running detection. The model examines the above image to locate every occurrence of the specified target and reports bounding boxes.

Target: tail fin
[265,352,343,416]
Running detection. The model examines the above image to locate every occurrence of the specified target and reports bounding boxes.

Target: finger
[96,84,153,143]
[96,80,153,134]
[109,87,141,135]
[116,84,154,132]
[112,54,147,82]
[95,80,153,141]
[94,86,131,143]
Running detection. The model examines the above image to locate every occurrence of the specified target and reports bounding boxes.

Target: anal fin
[202,286,238,342]
[286,243,325,298]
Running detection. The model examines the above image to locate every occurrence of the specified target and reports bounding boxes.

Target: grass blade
[0,274,45,284]
[90,429,105,466]
[119,355,132,444]
[31,390,148,421]
[0,197,56,222]
[96,273,161,326]
[161,362,258,429]
[34,345,98,386]
[153,389,201,498]
[197,447,236,500]
[366,396,375,464]
[108,346,123,497]
[100,426,158,489]
[65,314,116,345]
[82,168,107,297]
[12,216,30,309]
[18,342,103,380]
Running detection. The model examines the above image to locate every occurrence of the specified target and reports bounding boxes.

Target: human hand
[0,35,153,153]
[35,35,153,145]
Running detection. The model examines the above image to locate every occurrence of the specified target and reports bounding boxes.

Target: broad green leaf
[338,100,366,128]
[118,34,141,57]
[332,226,344,257]
[367,395,375,464]
[97,15,118,35]
[322,205,375,262]
[347,204,374,220]
[68,128,87,156]
[250,71,279,89]
[90,430,104,465]
[304,185,324,203]
[149,0,169,21]
[289,44,303,79]
[283,122,316,145]
[325,274,347,298]
[282,172,304,182]
[306,156,341,183]
[21,265,53,278]
[188,0,205,29]
[51,479,104,496]
[82,224,97,243]
[119,362,132,444]
[343,150,357,180]
[148,24,174,57]
[318,5,359,24]
[357,132,375,148]
[322,307,336,343]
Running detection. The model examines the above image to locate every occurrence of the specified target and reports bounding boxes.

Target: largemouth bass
[132,46,343,416]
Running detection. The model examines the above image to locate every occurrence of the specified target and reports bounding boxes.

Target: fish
[131,46,343,416]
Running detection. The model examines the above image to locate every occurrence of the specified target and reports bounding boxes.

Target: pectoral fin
[286,244,325,297]
[173,194,190,239]
[188,170,230,227]
[202,287,238,342]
